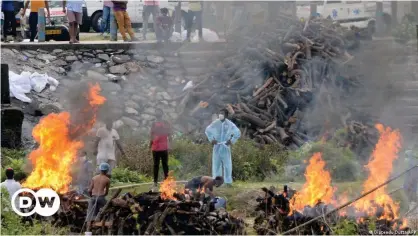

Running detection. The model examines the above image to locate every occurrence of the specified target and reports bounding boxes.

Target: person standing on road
[22,0,51,42]
[94,120,125,178]
[1,0,17,42]
[149,108,172,188]
[142,0,159,40]
[100,0,112,37]
[205,108,241,187]
[63,0,83,44]
[112,0,137,42]
[186,1,203,42]
[155,7,172,43]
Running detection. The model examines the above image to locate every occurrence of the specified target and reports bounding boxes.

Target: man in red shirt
[149,108,172,187]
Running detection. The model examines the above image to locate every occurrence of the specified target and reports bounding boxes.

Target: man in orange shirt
[22,0,50,42]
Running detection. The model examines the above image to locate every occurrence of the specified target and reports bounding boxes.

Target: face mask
[218,114,225,120]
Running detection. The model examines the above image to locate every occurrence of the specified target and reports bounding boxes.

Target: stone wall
[1,44,225,146]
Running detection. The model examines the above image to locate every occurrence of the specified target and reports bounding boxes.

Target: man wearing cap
[1,168,22,208]
[86,163,111,226]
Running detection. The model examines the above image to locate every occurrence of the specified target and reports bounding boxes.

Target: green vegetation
[288,134,362,182]
[1,149,28,182]
[119,136,288,182]
[111,167,151,184]
[0,188,69,235]
[332,219,359,235]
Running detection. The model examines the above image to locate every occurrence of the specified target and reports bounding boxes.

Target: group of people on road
[1,0,82,43]
[99,0,204,43]
[1,0,205,43]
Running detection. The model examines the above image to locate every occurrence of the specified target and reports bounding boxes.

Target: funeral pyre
[53,174,246,235]
[178,16,375,150]
[254,124,412,235]
[22,83,106,193]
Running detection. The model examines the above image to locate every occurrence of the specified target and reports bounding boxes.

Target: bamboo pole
[282,165,418,235]
[109,181,188,191]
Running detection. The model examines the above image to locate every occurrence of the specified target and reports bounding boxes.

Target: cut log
[277,127,291,145]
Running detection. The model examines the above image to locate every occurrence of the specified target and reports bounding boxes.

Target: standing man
[100,1,113,37]
[112,0,137,42]
[0,168,22,205]
[63,0,83,44]
[155,7,173,43]
[22,0,51,42]
[76,151,94,195]
[1,0,16,41]
[86,163,110,228]
[205,108,241,187]
[94,121,125,178]
[149,108,172,188]
[142,0,159,40]
[227,1,247,35]
[186,1,203,42]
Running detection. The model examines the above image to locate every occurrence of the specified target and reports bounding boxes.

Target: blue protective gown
[205,119,241,184]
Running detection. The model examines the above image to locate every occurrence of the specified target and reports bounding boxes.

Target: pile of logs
[52,190,245,235]
[134,191,246,235]
[178,16,372,148]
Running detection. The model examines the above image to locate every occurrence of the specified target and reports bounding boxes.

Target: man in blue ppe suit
[205,108,241,187]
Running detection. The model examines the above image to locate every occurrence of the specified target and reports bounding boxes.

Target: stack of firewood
[134,191,246,235]
[177,16,372,148]
[52,190,245,235]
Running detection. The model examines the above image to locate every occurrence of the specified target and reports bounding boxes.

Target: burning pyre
[23,83,106,193]
[53,175,246,235]
[254,124,411,235]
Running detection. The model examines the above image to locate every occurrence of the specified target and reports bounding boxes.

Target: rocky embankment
[1,46,222,147]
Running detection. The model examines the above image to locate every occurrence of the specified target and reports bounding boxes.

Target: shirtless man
[185,176,223,198]
[86,163,111,226]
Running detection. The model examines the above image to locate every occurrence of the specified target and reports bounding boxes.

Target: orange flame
[23,83,106,193]
[354,124,402,221]
[289,152,335,213]
[159,171,183,200]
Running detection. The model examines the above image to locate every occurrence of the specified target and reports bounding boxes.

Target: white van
[85,1,190,32]
[296,1,393,32]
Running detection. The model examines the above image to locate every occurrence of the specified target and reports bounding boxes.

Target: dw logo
[11,188,60,217]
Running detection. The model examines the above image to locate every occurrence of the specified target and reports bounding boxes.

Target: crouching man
[86,163,110,228]
[185,176,224,198]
